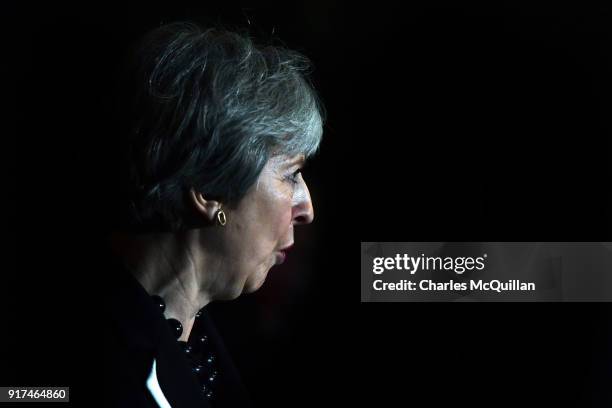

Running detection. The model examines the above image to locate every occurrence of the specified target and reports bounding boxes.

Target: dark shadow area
[7,1,612,406]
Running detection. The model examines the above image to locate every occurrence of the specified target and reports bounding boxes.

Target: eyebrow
[284,154,305,168]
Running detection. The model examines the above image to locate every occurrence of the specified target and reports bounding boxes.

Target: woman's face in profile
[208,153,314,298]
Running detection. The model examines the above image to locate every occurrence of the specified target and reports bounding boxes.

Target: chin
[244,269,270,294]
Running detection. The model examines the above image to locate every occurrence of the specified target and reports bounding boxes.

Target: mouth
[275,244,294,265]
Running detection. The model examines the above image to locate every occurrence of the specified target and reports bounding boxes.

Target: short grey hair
[120,22,325,231]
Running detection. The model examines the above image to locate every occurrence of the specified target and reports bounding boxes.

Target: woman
[102,22,324,407]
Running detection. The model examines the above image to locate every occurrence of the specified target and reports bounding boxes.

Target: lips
[276,251,287,265]
[276,244,293,265]
[279,244,294,252]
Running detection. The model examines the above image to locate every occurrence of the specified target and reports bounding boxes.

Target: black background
[7,0,612,407]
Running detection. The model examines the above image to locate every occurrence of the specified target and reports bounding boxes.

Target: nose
[292,175,314,225]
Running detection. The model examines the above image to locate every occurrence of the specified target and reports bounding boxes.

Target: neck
[110,230,211,342]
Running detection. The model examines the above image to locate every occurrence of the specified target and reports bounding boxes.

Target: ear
[189,188,222,223]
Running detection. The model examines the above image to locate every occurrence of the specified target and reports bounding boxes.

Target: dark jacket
[101,258,251,407]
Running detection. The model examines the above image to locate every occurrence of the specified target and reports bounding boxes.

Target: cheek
[256,187,294,241]
[260,200,293,252]
[235,178,295,262]
[252,199,292,264]
[275,204,293,234]
[235,200,291,263]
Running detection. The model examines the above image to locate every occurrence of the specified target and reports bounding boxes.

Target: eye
[286,169,302,185]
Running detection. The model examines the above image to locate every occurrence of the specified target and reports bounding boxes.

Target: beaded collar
[151,295,219,401]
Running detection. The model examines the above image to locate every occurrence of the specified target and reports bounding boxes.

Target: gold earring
[216,207,227,226]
